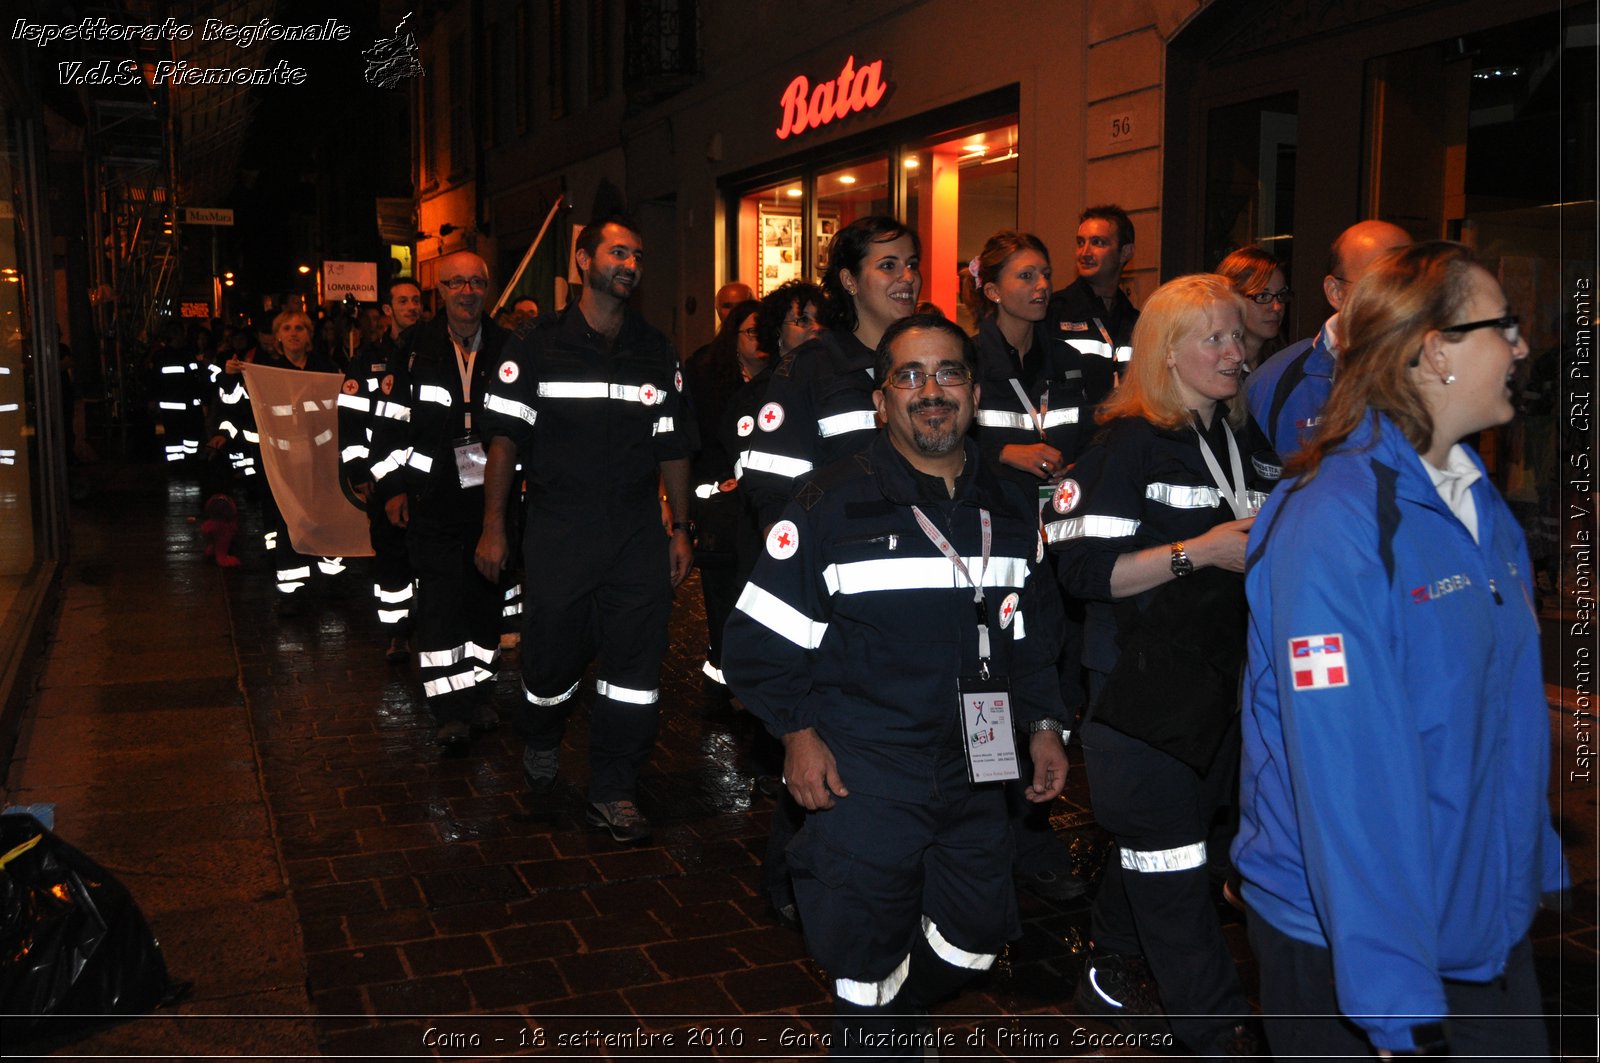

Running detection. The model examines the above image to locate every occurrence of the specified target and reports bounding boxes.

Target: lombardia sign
[774,55,888,140]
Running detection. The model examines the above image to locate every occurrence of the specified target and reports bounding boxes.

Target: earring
[1444,374,1456,385]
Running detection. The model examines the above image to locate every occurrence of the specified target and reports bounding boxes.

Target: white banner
[241,363,373,557]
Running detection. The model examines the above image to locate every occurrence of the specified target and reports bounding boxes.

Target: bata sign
[774,55,888,140]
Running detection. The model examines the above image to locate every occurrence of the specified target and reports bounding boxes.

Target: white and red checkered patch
[1288,633,1350,690]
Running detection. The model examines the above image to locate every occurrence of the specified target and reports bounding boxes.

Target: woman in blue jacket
[1236,240,1567,1057]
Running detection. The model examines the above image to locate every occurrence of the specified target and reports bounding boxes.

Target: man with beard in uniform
[371,254,508,750]
[339,278,423,662]
[723,315,1071,1054]
[475,214,694,844]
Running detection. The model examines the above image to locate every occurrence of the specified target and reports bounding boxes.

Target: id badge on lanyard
[910,504,1020,783]
[453,434,486,488]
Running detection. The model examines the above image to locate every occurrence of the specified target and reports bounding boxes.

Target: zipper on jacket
[1488,578,1502,605]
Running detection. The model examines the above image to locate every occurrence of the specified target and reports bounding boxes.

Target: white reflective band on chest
[653,416,674,435]
[482,393,537,426]
[1044,514,1141,543]
[161,365,186,374]
[537,380,644,402]
[735,582,829,650]
[417,384,453,407]
[596,680,660,705]
[835,953,911,1008]
[407,451,434,473]
[1120,840,1207,873]
[524,677,581,706]
[1065,338,1114,359]
[1043,408,1081,428]
[337,393,371,412]
[1115,346,1132,363]
[1146,482,1221,509]
[1246,490,1270,514]
[923,916,997,970]
[822,555,1030,596]
[376,401,411,422]
[817,410,878,438]
[739,450,814,479]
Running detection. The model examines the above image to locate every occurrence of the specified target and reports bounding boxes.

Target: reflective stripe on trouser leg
[317,556,346,576]
[408,517,502,724]
[368,500,412,632]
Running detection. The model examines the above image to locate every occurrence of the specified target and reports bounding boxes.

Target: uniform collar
[869,433,1004,510]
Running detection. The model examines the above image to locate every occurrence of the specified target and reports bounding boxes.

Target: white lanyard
[450,328,480,430]
[1007,378,1050,440]
[911,505,994,674]
[1193,416,1250,519]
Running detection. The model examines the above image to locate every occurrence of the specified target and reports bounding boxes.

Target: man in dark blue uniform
[475,214,694,844]
[1048,205,1140,365]
[338,278,422,662]
[724,315,1070,1057]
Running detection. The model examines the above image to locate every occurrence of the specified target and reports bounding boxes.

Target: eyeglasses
[1249,287,1292,305]
[440,276,489,292]
[785,313,819,329]
[885,365,973,389]
[738,327,759,339]
[1443,314,1520,345]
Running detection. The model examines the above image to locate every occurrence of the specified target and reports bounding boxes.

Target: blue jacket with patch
[1233,412,1568,1052]
[1244,321,1334,458]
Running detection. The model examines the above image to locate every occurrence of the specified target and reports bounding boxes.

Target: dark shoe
[1019,868,1089,902]
[522,745,560,795]
[753,774,786,800]
[1072,951,1168,1031]
[470,702,500,732]
[385,636,408,663]
[434,719,470,752]
[1206,1021,1263,1060]
[587,799,652,844]
[768,900,801,931]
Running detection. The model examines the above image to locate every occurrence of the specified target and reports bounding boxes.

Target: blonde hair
[1095,273,1247,431]
[271,309,313,339]
[1290,241,1481,483]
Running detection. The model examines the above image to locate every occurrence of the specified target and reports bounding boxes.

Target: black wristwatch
[671,520,696,539]
[1169,541,1194,577]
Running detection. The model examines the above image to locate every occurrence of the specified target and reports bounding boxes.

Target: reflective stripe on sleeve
[1044,514,1141,543]
[976,409,1033,431]
[158,401,187,410]
[595,680,659,705]
[922,916,997,970]
[738,450,814,480]
[1065,338,1114,360]
[337,393,371,412]
[817,410,877,438]
[694,482,719,500]
[406,451,434,474]
[160,365,186,374]
[482,393,537,425]
[537,381,644,402]
[734,582,828,650]
[1042,407,1081,428]
[376,400,412,422]
[835,953,911,1008]
[1012,609,1026,640]
[1119,841,1207,873]
[822,556,1031,596]
[653,416,674,435]
[1146,482,1221,509]
[701,660,726,686]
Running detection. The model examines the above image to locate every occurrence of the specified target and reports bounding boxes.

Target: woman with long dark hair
[736,215,920,531]
[1235,241,1565,1058]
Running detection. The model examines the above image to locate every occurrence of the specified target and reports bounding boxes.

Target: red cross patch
[341,378,359,395]
[766,519,800,560]
[997,592,1020,629]
[736,415,755,437]
[640,383,659,405]
[1289,634,1350,690]
[498,360,519,384]
[1052,478,1081,515]
[674,369,683,392]
[758,402,784,431]
[380,374,394,395]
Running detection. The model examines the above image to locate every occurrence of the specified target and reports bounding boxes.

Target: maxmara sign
[774,55,889,141]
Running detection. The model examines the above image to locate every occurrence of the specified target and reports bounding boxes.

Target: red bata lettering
[775,55,888,140]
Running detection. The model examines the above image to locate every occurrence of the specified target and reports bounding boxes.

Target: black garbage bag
[0,813,187,1043]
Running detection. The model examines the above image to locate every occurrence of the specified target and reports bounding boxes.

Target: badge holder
[452,434,487,488]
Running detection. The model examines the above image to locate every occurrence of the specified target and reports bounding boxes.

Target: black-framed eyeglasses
[738,327,759,338]
[885,365,973,390]
[1443,314,1520,345]
[440,276,489,292]
[1249,287,1292,305]
[784,313,818,329]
